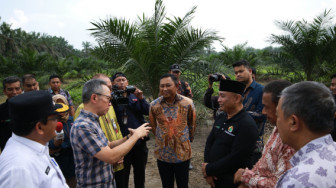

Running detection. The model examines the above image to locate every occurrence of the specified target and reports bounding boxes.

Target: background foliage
[1,5,336,107]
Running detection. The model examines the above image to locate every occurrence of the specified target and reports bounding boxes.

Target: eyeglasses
[95,93,111,102]
[172,71,180,74]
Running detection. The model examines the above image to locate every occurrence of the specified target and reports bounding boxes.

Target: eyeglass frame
[95,93,112,102]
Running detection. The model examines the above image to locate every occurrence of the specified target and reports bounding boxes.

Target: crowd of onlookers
[0,61,336,188]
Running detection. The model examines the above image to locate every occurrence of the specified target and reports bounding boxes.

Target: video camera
[209,73,231,83]
[112,85,136,105]
[209,73,223,83]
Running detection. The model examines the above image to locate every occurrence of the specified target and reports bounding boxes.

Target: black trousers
[117,141,148,188]
[157,159,190,188]
[114,169,125,188]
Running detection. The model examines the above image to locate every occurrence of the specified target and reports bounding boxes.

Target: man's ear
[91,93,98,104]
[35,121,45,135]
[289,115,300,132]
[234,94,242,104]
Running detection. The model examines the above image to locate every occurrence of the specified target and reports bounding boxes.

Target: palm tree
[270,9,336,81]
[90,0,221,99]
[0,18,19,56]
[218,42,260,67]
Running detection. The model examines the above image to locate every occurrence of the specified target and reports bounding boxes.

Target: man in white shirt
[0,90,69,188]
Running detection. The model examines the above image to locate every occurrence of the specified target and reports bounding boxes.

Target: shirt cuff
[206,88,214,94]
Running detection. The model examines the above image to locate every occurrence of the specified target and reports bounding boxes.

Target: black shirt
[204,109,258,187]
[0,100,12,151]
[114,93,149,142]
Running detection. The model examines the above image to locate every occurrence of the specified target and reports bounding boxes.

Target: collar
[12,133,49,155]
[48,88,63,94]
[290,134,333,166]
[243,80,257,95]
[160,94,183,105]
[248,80,257,89]
[225,108,245,122]
[80,109,100,122]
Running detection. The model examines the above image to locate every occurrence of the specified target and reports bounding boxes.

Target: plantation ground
[0,90,273,187]
[129,119,273,187]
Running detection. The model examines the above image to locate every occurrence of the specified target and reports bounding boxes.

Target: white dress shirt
[0,134,68,188]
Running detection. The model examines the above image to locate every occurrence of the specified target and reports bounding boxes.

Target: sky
[1,0,335,51]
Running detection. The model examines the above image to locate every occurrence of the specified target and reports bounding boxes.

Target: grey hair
[82,79,107,104]
[280,81,335,133]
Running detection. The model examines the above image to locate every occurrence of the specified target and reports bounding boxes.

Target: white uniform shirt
[0,134,68,188]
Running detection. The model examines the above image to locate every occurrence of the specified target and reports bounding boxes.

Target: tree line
[1,0,336,103]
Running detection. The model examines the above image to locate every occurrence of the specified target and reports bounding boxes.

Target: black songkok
[219,80,246,95]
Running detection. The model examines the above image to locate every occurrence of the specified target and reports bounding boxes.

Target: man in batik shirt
[48,75,75,116]
[234,80,295,188]
[275,81,336,187]
[149,73,196,188]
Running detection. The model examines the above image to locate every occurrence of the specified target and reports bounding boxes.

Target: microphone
[55,122,64,140]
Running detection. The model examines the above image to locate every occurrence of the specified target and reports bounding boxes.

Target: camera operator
[203,73,230,119]
[111,72,150,188]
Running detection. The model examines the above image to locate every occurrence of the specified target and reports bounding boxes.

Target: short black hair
[22,74,36,84]
[111,72,127,81]
[264,80,292,105]
[49,75,62,82]
[232,60,251,69]
[331,73,336,79]
[3,76,21,90]
[160,73,179,86]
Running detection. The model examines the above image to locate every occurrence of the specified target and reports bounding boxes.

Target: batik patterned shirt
[241,127,295,187]
[276,134,336,188]
[48,88,74,107]
[178,80,193,98]
[149,94,196,163]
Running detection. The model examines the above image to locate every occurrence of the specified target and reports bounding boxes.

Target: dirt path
[128,121,213,188]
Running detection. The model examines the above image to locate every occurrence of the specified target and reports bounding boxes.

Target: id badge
[123,115,128,125]
[112,119,117,129]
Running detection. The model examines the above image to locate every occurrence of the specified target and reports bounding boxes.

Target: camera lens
[210,74,219,82]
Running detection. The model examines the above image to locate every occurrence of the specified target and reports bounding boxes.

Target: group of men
[0,64,196,188]
[1,60,336,188]
[202,61,336,188]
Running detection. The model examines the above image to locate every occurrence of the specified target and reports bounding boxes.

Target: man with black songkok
[202,80,258,188]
